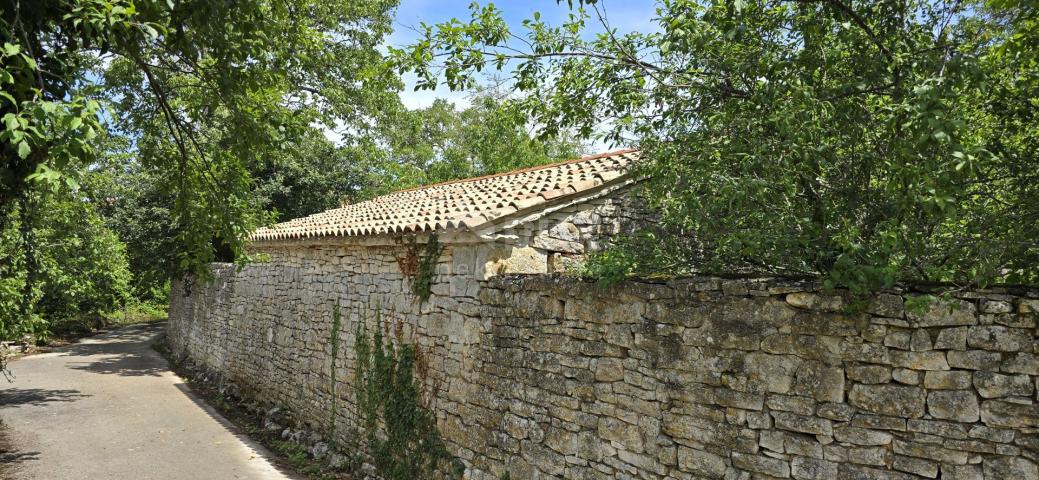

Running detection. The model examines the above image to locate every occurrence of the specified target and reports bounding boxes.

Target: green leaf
[17,140,30,159]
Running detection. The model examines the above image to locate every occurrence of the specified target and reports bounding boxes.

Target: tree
[374,92,586,195]
[395,0,1039,290]
[0,184,131,340]
[1,0,401,335]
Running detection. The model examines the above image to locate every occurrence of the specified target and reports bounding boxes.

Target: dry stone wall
[170,256,1039,479]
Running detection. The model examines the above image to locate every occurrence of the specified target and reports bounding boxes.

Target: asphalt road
[0,323,295,480]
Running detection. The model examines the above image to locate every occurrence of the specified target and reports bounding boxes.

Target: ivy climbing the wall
[412,235,444,302]
[354,308,462,479]
[328,300,343,441]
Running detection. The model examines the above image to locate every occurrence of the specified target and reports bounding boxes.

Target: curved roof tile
[251,149,638,241]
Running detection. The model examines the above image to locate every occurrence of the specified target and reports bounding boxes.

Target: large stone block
[792,361,845,402]
[922,370,972,390]
[981,400,1039,428]
[833,425,893,446]
[946,350,1002,371]
[786,292,844,312]
[974,371,1034,399]
[848,384,926,418]
[926,390,979,422]
[906,297,977,327]
[676,447,727,479]
[966,326,1031,352]
[791,456,838,480]
[772,411,833,436]
[732,452,791,478]
[984,456,1039,480]
[890,351,949,370]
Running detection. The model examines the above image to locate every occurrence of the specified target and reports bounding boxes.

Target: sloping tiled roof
[251,149,639,241]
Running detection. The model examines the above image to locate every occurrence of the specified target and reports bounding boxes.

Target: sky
[387,0,660,111]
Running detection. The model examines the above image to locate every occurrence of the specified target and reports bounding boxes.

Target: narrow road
[0,323,295,480]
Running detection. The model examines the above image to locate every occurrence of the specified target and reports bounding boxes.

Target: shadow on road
[63,323,169,377]
[0,423,40,479]
[0,388,88,407]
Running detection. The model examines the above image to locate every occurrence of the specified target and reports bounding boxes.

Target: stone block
[922,370,972,390]
[927,390,980,422]
[1002,352,1039,375]
[760,430,784,452]
[833,425,893,446]
[791,456,838,480]
[893,454,938,478]
[968,425,1015,443]
[847,365,892,384]
[933,327,968,351]
[890,351,949,370]
[974,371,1034,398]
[732,452,790,478]
[941,464,983,480]
[852,413,906,431]
[773,411,833,436]
[593,358,625,382]
[907,298,977,327]
[767,394,816,415]
[792,362,845,403]
[911,329,932,351]
[761,334,842,364]
[784,432,823,458]
[982,300,1014,314]
[676,447,727,479]
[845,446,889,467]
[907,419,968,439]
[946,350,1002,371]
[981,400,1039,428]
[1018,299,1039,313]
[868,294,905,319]
[816,402,855,422]
[983,456,1038,480]
[714,388,764,411]
[743,352,801,394]
[892,439,969,465]
[885,330,912,350]
[849,384,926,418]
[892,368,920,385]
[786,292,844,312]
[966,326,1030,352]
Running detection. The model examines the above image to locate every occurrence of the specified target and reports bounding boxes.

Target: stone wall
[170,259,1039,479]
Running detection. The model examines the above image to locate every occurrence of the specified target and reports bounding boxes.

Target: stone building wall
[170,259,1039,479]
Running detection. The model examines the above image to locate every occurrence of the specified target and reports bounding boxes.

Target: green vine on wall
[354,308,462,480]
[397,234,443,302]
[328,300,343,441]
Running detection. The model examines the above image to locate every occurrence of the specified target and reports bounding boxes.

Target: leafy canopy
[2,0,400,273]
[396,0,1039,290]
[0,0,399,338]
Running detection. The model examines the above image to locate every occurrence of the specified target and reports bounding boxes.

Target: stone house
[250,148,650,278]
[170,147,1039,479]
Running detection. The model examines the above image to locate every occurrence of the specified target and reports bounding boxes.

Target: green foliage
[2,0,401,324]
[354,309,461,480]
[373,92,585,195]
[411,235,444,302]
[396,0,1039,290]
[0,184,131,342]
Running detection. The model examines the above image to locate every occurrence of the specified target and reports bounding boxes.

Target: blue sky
[388,0,660,110]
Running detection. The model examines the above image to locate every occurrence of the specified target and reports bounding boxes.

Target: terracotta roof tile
[251,149,638,241]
